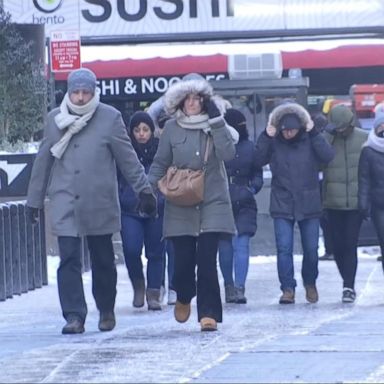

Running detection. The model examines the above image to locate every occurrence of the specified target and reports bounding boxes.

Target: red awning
[54,54,228,80]
[53,44,384,80]
[282,45,384,69]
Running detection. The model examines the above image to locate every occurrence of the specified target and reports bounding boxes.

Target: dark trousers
[162,239,175,290]
[170,233,222,323]
[326,209,362,289]
[371,207,384,270]
[320,211,334,255]
[57,234,116,322]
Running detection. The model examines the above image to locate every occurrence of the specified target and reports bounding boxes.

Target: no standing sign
[50,30,81,72]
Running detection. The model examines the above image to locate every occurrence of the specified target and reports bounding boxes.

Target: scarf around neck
[176,111,211,132]
[51,90,100,159]
[364,129,384,153]
[131,136,159,168]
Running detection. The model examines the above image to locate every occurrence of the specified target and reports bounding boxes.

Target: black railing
[0,201,47,301]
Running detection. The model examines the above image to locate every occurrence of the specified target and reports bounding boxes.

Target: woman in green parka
[322,104,368,303]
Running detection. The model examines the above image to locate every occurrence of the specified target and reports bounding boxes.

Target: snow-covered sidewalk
[0,248,383,383]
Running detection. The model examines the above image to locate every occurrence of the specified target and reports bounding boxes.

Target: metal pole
[46,37,56,110]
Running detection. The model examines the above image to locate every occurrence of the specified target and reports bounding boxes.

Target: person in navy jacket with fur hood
[218,108,263,304]
[255,102,334,305]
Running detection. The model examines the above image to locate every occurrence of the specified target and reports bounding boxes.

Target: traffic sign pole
[47,37,56,111]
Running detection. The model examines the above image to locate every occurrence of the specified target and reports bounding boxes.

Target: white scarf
[364,129,384,153]
[176,111,239,143]
[51,90,100,159]
[176,111,211,131]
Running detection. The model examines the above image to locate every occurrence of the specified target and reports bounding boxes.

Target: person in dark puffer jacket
[358,112,384,271]
[255,102,335,305]
[118,111,165,311]
[218,108,263,304]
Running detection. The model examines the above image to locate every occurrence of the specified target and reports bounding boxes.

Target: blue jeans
[121,215,165,289]
[218,234,251,288]
[274,217,319,291]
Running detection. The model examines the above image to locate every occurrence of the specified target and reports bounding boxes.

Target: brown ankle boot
[279,289,295,304]
[174,300,191,323]
[305,285,319,303]
[200,317,217,332]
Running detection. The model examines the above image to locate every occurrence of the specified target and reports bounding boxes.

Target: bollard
[32,210,42,289]
[3,204,13,299]
[9,203,22,296]
[0,206,5,301]
[25,209,36,291]
[18,203,28,294]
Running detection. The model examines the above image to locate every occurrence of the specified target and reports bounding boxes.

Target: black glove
[138,190,157,218]
[204,98,220,119]
[359,208,370,221]
[26,206,39,225]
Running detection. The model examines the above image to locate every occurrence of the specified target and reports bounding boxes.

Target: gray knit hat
[67,68,97,94]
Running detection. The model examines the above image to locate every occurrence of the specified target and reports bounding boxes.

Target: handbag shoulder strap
[202,136,211,168]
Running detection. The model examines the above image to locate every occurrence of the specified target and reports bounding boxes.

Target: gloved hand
[306,120,314,132]
[138,189,157,218]
[26,206,39,225]
[265,124,277,137]
[204,98,221,119]
[307,120,320,137]
[359,208,370,221]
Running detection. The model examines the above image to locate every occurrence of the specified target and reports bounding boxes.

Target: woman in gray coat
[148,77,237,332]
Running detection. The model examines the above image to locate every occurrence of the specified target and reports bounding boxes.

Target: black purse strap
[202,136,211,169]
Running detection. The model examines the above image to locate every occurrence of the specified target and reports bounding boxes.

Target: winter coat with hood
[358,124,384,213]
[148,78,237,238]
[224,109,263,236]
[255,102,335,221]
[322,105,368,210]
[27,102,151,237]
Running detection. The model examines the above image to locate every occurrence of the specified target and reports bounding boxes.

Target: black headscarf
[128,111,158,167]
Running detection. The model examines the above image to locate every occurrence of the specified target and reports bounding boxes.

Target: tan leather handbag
[158,137,211,206]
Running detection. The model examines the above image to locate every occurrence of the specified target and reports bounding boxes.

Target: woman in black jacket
[218,108,263,304]
[118,111,165,311]
[358,113,384,267]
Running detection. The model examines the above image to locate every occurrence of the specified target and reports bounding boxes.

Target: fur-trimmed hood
[268,102,313,132]
[164,79,228,117]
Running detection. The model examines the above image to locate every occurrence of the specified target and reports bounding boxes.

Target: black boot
[62,315,85,335]
[235,286,247,304]
[98,311,116,332]
[224,284,237,303]
[146,288,162,311]
[131,279,145,308]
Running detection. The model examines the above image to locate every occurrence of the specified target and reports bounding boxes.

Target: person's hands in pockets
[137,189,157,218]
